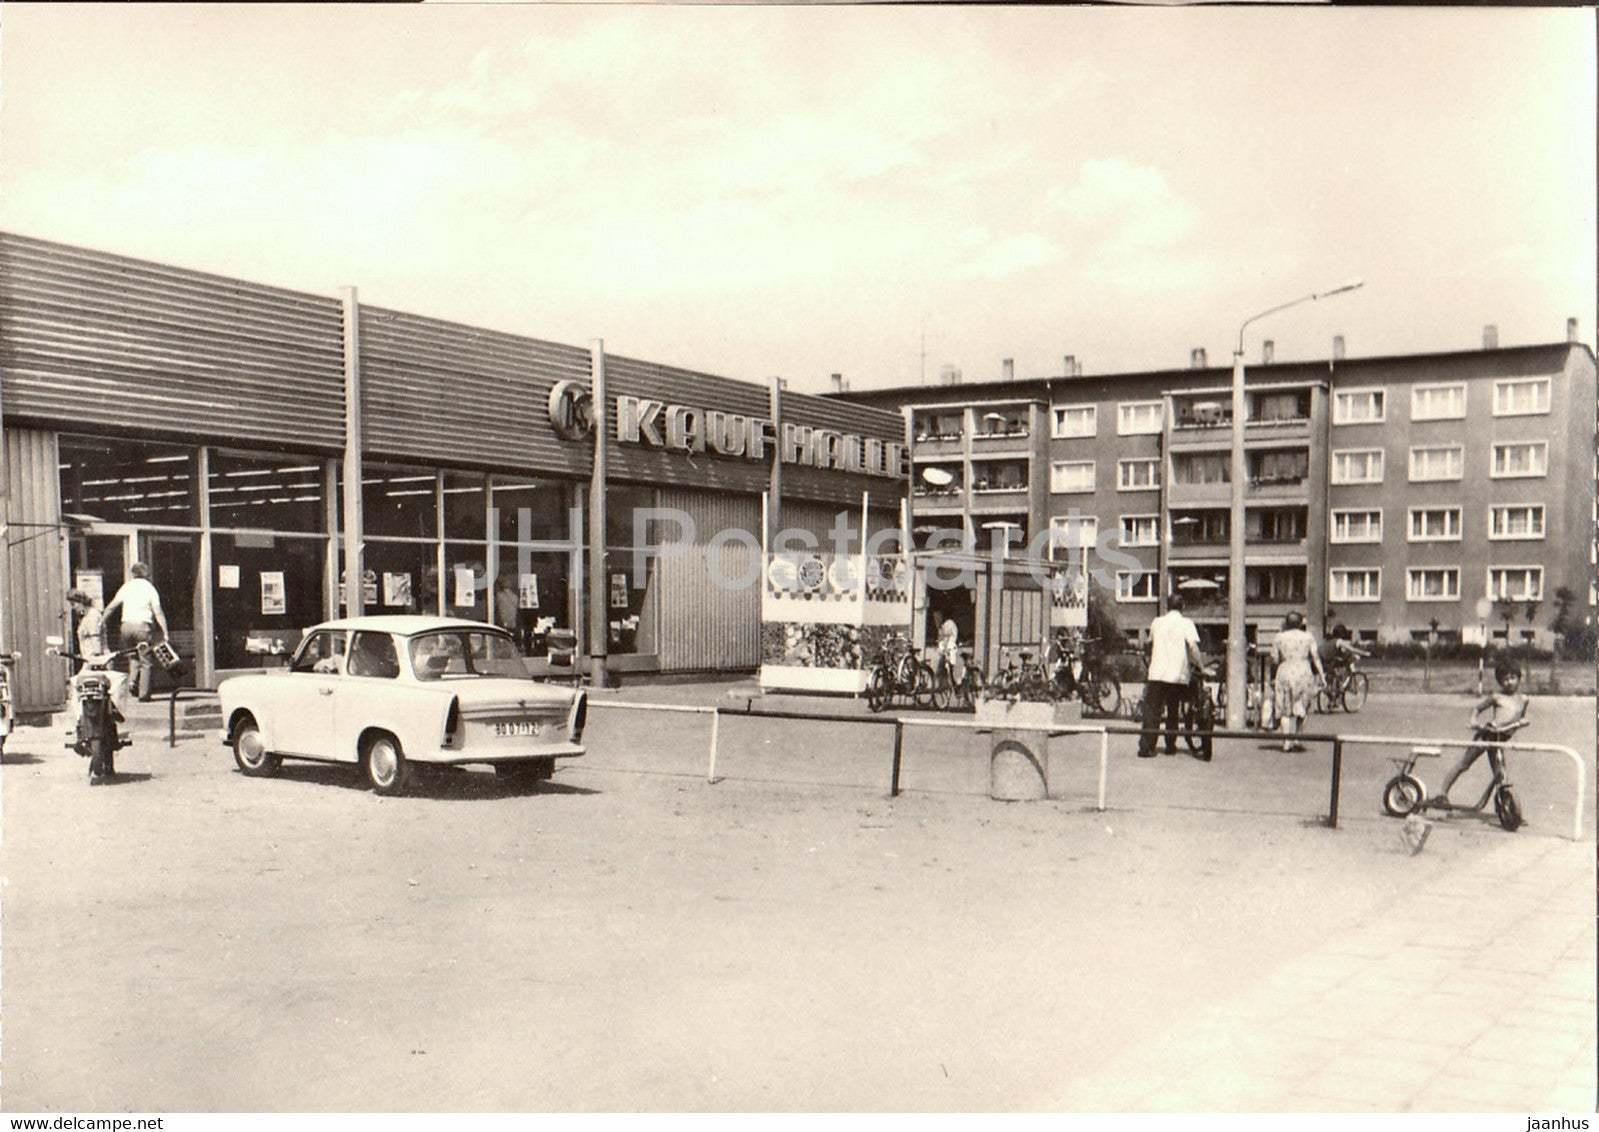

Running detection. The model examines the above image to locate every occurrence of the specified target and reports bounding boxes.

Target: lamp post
[1226,280,1363,728]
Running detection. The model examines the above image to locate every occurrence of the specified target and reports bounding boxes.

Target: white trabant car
[218,616,586,795]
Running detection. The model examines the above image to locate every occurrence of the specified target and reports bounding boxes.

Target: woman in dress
[1271,611,1326,752]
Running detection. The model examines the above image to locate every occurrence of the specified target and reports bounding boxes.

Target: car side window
[347,631,400,680]
[290,631,346,674]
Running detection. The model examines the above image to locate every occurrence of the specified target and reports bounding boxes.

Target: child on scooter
[1433,659,1529,807]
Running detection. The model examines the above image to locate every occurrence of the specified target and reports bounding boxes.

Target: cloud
[949,232,1062,281]
[1049,157,1205,288]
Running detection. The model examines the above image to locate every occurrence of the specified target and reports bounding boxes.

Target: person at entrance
[1139,592,1203,758]
[103,562,168,702]
[67,589,107,662]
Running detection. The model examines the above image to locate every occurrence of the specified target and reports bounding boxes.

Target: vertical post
[195,445,215,688]
[340,286,364,618]
[890,719,904,797]
[1327,737,1344,829]
[767,376,783,546]
[587,339,610,688]
[1226,348,1247,728]
[707,707,720,784]
[1096,729,1108,811]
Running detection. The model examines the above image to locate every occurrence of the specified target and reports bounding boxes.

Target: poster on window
[260,572,287,616]
[217,565,240,591]
[74,571,105,606]
[610,572,628,609]
[453,565,477,608]
[383,572,411,608]
[519,573,540,610]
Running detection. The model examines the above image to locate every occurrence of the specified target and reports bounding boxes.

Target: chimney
[1001,358,1014,382]
[1063,354,1077,378]
[1482,325,1499,350]
[1332,335,1346,361]
[829,373,845,394]
[776,376,789,391]
[1262,340,1275,364]
[1190,347,1207,369]
[1568,317,1580,343]
[938,364,962,386]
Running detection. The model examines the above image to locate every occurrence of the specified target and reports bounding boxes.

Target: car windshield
[408,629,532,681]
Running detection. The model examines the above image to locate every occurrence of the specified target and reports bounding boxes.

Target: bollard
[976,700,1053,801]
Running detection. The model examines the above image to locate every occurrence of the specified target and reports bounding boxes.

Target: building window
[1173,511,1229,544]
[1252,508,1306,543]
[1053,404,1096,439]
[1172,453,1229,485]
[1332,449,1384,484]
[1408,507,1462,542]
[1117,458,1161,491]
[1118,401,1164,436]
[1119,515,1160,548]
[1050,460,1095,494]
[1333,388,1386,425]
[972,461,1029,493]
[1331,509,1383,544]
[1488,504,1545,541]
[1408,445,1464,482]
[1329,569,1381,603]
[60,434,201,528]
[1248,566,1306,603]
[1252,390,1310,423]
[1487,566,1544,602]
[1407,567,1461,602]
[913,411,965,442]
[1493,377,1551,416]
[1048,514,1098,551]
[1250,449,1308,486]
[1411,383,1466,421]
[1116,571,1158,602]
[1491,441,1548,478]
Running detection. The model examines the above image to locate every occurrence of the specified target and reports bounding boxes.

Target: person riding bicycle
[1320,623,1369,685]
[1432,659,1529,807]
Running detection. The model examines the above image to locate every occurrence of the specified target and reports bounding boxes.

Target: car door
[333,630,405,763]
[273,629,344,758]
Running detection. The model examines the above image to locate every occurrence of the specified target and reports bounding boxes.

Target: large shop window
[212,534,326,669]
[489,545,573,658]
[492,477,575,543]
[361,465,439,540]
[60,435,199,527]
[209,450,325,532]
[604,485,661,657]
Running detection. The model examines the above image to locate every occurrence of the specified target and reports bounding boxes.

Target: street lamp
[1226,279,1363,728]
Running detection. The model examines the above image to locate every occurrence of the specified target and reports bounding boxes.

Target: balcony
[910,486,967,515]
[1245,415,1311,444]
[1166,479,1231,508]
[1246,471,1309,502]
[912,435,964,460]
[969,486,1031,514]
[1167,539,1228,564]
[968,428,1032,457]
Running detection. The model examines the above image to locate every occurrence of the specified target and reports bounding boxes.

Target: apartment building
[842,328,1596,651]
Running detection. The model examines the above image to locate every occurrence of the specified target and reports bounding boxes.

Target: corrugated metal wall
[655,488,761,671]
[0,233,346,451]
[3,428,68,712]
[358,305,593,473]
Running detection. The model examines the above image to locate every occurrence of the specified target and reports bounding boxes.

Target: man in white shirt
[1139,592,1203,758]
[103,562,169,702]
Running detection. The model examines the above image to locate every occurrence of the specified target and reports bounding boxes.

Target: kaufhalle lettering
[614,394,905,478]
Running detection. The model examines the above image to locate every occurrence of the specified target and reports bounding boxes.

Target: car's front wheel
[232,714,281,777]
[363,732,410,796]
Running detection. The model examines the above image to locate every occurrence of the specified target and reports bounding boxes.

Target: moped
[46,636,143,782]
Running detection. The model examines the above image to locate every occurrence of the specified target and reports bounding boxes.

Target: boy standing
[1435,659,1529,805]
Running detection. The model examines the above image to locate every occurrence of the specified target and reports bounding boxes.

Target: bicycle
[1178,659,1222,756]
[929,643,983,712]
[866,633,935,712]
[988,646,1051,703]
[1382,719,1527,831]
[1045,635,1122,716]
[1316,659,1369,714]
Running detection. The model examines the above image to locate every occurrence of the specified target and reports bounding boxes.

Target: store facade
[0,233,908,713]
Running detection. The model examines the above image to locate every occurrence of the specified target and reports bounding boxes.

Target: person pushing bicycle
[1433,659,1529,807]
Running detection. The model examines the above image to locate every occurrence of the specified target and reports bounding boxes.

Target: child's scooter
[1381,718,1528,832]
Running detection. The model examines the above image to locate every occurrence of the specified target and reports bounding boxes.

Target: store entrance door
[67,532,131,611]
[140,533,199,691]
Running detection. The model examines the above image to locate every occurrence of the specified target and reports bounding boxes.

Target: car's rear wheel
[364,732,410,796]
[231,714,281,777]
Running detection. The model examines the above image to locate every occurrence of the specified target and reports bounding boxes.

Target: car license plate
[493,720,542,738]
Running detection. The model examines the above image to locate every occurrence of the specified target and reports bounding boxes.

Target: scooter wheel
[1494,785,1523,832]
[1383,774,1424,817]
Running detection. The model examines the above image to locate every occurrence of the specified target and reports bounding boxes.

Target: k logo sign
[547,380,595,442]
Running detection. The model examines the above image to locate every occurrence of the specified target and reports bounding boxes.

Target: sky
[1,4,1593,395]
